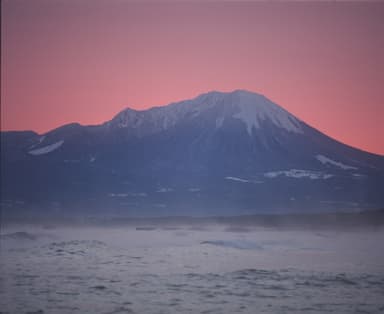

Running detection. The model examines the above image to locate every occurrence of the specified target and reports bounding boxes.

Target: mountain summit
[108,90,302,137]
[1,90,383,216]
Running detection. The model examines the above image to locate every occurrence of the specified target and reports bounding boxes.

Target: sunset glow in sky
[2,1,384,155]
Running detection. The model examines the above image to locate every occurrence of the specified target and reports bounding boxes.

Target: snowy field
[1,222,384,314]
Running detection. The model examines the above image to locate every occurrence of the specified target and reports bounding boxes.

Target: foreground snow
[1,225,384,314]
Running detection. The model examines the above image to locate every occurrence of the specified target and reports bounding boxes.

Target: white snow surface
[28,140,64,155]
[109,192,147,197]
[225,176,250,183]
[156,188,174,193]
[108,193,129,198]
[188,188,201,192]
[264,169,333,180]
[231,91,303,135]
[316,155,358,170]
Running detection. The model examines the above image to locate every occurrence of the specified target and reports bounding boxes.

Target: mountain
[1,90,384,217]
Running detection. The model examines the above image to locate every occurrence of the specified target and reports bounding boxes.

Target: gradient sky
[2,0,383,155]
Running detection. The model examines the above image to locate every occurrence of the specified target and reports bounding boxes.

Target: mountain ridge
[3,90,382,156]
[1,90,383,217]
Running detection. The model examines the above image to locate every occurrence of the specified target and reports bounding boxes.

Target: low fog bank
[2,209,384,275]
[2,227,384,274]
[2,208,384,231]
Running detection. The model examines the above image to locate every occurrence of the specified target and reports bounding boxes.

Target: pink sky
[2,1,383,155]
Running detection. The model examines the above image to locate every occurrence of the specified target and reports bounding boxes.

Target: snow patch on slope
[156,188,174,193]
[28,140,64,155]
[215,117,224,129]
[29,136,46,149]
[316,155,358,170]
[225,176,250,183]
[188,188,201,192]
[231,91,303,135]
[264,169,333,180]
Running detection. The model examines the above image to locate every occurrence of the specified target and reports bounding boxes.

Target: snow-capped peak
[107,90,303,136]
